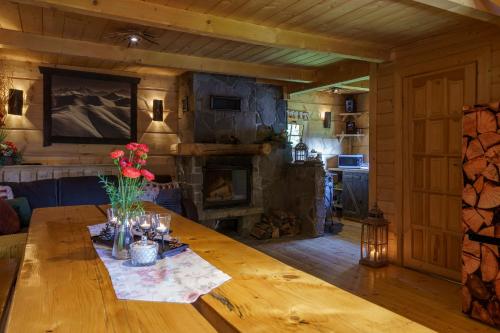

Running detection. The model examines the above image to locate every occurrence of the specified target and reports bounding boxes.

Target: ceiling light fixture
[128,35,140,45]
[104,29,159,48]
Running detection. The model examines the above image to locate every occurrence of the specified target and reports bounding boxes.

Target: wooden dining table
[5,203,433,332]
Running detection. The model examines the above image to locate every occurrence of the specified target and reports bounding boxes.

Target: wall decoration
[39,67,140,146]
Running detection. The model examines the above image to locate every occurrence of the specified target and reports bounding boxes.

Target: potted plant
[0,140,22,166]
[100,142,155,259]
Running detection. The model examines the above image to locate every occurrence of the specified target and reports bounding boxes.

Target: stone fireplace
[176,72,289,235]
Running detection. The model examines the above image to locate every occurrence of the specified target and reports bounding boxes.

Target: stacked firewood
[251,211,300,240]
[462,102,500,327]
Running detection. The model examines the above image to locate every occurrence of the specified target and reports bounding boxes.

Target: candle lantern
[359,203,389,267]
[294,138,308,163]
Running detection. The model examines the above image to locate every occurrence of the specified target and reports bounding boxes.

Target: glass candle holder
[130,237,158,266]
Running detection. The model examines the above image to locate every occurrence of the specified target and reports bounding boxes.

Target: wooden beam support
[0,29,315,82]
[13,0,390,62]
[412,0,500,26]
[287,60,370,96]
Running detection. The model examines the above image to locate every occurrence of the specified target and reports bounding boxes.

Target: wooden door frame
[393,46,491,268]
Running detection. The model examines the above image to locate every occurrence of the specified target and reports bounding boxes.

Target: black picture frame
[40,67,140,146]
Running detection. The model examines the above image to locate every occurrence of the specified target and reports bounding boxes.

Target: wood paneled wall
[288,91,369,166]
[371,27,500,263]
[2,60,179,175]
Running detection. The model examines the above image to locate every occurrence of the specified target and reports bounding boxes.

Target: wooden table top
[6,203,433,332]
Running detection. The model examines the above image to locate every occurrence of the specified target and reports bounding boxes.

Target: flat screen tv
[210,95,241,111]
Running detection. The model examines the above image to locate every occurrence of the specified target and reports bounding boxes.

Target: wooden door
[403,63,476,281]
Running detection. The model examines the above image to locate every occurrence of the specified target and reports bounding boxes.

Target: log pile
[462,102,500,327]
[250,211,300,240]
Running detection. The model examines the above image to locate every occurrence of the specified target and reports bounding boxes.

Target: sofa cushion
[156,188,182,214]
[0,185,14,200]
[5,197,31,228]
[2,179,58,209]
[58,176,115,206]
[0,199,20,235]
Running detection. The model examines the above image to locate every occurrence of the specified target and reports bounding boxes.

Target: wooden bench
[0,259,18,331]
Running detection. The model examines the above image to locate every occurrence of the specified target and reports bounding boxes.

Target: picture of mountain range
[50,75,132,140]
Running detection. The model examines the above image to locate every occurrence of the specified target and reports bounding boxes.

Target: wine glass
[138,213,153,241]
[154,213,171,250]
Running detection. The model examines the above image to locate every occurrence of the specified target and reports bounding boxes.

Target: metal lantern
[294,138,308,163]
[359,203,389,267]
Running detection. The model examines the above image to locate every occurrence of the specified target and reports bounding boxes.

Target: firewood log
[463,236,481,257]
[472,301,494,325]
[271,226,280,239]
[463,208,486,232]
[478,133,500,150]
[495,279,500,299]
[463,253,481,274]
[473,176,484,193]
[477,182,500,209]
[477,209,494,226]
[464,157,488,181]
[462,286,472,312]
[479,226,495,237]
[464,112,477,137]
[466,139,485,160]
[478,110,497,134]
[485,145,500,164]
[467,274,491,299]
[488,301,500,325]
[462,184,477,206]
[482,164,499,182]
[485,244,499,257]
[481,245,499,282]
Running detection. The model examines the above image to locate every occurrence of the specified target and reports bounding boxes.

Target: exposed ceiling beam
[287,60,370,96]
[13,0,390,63]
[0,29,315,82]
[412,0,500,26]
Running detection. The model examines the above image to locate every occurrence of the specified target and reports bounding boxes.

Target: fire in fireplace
[203,160,251,209]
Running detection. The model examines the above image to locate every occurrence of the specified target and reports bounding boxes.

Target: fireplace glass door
[203,165,251,209]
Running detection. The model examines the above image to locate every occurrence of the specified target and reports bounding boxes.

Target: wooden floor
[242,220,497,333]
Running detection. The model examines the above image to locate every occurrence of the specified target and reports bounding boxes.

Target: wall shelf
[338,112,367,121]
[335,134,365,143]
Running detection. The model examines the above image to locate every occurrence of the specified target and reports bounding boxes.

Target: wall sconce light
[323,111,331,128]
[153,99,163,121]
[8,89,23,116]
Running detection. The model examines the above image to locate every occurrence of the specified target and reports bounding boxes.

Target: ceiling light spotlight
[333,88,341,94]
[128,35,140,45]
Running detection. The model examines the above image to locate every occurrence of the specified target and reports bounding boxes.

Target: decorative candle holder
[130,236,158,266]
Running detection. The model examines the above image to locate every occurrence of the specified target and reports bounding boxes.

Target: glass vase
[112,219,133,260]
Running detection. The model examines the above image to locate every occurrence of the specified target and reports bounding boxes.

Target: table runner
[88,223,231,303]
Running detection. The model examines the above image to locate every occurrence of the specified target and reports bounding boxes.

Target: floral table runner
[88,223,231,303]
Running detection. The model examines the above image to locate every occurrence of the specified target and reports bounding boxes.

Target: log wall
[371,27,500,263]
[1,59,179,175]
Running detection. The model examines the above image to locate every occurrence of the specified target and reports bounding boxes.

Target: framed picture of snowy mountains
[40,67,140,146]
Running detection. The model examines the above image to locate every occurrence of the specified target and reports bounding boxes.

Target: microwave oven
[338,154,364,169]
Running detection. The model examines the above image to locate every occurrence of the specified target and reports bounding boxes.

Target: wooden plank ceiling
[0,0,496,85]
